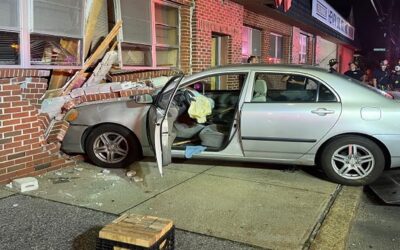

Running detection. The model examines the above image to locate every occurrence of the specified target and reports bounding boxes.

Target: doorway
[211,34,229,90]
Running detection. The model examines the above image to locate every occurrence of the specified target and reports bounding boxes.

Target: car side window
[318,83,337,102]
[252,73,317,103]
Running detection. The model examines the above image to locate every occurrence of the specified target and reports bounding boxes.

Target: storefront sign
[311,0,355,40]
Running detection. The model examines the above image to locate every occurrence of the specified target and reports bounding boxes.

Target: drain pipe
[189,0,194,75]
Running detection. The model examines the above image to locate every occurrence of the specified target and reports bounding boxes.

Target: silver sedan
[62,64,400,186]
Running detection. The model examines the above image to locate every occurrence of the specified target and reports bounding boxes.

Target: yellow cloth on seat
[188,95,212,123]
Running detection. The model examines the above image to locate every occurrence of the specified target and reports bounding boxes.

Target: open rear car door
[148,74,184,175]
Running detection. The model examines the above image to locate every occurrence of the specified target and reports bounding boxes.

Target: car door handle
[311,108,335,116]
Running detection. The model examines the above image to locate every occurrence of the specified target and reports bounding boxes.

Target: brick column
[0,77,75,184]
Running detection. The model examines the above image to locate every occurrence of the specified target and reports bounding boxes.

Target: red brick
[3,96,21,102]
[4,141,22,150]
[14,123,31,130]
[2,119,21,126]
[0,149,13,157]
[0,91,11,97]
[14,134,31,142]
[0,114,12,120]
[23,138,40,146]
[0,160,14,169]
[0,102,11,108]
[14,155,33,165]
[7,163,27,173]
[4,107,22,114]
[21,117,36,123]
[12,100,30,107]
[12,111,30,119]
[0,126,13,133]
[7,152,26,160]
[14,144,31,153]
[4,130,22,138]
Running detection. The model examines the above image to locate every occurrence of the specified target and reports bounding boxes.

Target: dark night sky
[325,0,400,63]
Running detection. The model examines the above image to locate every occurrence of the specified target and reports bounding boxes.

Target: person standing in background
[372,60,391,90]
[328,59,338,73]
[247,56,259,64]
[391,60,400,91]
[344,62,363,81]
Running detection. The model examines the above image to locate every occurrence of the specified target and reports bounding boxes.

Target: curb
[309,186,363,250]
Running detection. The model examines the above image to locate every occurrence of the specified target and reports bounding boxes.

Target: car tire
[85,124,140,168]
[320,136,385,186]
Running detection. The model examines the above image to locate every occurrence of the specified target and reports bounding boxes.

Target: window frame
[248,71,339,103]
[115,0,181,70]
[241,26,262,61]
[0,0,85,69]
[268,32,283,63]
[299,33,308,64]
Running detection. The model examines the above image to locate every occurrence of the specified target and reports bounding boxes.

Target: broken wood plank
[63,20,123,94]
[84,0,104,58]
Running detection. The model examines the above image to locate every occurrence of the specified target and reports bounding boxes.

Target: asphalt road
[0,194,260,250]
[347,188,400,250]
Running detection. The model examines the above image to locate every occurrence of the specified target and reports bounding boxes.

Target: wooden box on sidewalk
[96,214,175,250]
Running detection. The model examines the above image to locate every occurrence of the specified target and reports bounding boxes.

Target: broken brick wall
[0,69,75,184]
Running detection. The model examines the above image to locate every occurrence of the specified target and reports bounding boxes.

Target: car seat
[252,79,267,102]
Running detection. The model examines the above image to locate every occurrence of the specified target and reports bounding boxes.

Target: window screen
[0,31,19,65]
[30,34,81,66]
[0,0,19,30]
[269,34,283,60]
[120,0,151,45]
[299,34,308,64]
[32,0,83,38]
[155,4,179,47]
[251,29,261,57]
[276,36,283,59]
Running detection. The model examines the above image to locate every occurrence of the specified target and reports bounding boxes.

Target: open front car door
[148,74,184,175]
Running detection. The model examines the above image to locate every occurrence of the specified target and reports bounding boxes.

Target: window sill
[0,65,82,70]
[120,66,176,71]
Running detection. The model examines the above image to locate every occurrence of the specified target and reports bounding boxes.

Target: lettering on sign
[312,0,354,40]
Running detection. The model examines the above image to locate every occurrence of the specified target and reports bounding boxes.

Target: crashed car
[62,64,400,186]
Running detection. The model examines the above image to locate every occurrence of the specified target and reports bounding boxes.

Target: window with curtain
[299,34,308,64]
[242,26,261,62]
[269,33,283,63]
[117,0,180,68]
[0,0,20,65]
[30,0,83,66]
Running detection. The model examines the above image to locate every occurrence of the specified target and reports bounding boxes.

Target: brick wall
[192,0,244,73]
[108,69,177,82]
[292,26,301,64]
[0,73,76,184]
[244,9,292,64]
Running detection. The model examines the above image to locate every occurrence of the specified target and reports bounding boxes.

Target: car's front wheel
[320,136,385,186]
[85,124,140,168]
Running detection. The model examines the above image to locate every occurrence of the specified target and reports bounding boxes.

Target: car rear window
[334,73,394,100]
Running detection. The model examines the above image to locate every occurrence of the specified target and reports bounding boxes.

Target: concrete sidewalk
[0,159,360,249]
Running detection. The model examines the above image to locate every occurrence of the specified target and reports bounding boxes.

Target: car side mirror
[134,94,153,104]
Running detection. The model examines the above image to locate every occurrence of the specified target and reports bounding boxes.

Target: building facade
[0,0,356,183]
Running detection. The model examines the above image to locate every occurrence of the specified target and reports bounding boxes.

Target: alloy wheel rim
[93,132,129,164]
[331,144,374,180]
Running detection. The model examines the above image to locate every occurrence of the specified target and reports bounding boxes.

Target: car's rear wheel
[320,136,385,186]
[85,124,140,168]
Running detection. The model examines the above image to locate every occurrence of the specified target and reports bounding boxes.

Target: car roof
[182,64,330,83]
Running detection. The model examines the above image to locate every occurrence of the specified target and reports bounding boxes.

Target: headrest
[254,79,267,93]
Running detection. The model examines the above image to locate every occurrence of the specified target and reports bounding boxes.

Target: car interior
[166,74,246,151]
[252,73,336,103]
